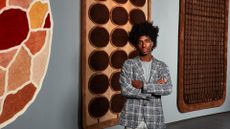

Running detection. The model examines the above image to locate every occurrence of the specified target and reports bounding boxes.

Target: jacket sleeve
[119,60,152,99]
[142,63,172,96]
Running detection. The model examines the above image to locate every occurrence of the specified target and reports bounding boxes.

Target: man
[119,21,173,129]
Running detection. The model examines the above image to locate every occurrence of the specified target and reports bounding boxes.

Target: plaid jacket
[119,56,172,129]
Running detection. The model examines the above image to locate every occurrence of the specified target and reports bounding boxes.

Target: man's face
[137,35,153,56]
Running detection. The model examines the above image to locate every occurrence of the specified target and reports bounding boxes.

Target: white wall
[108,0,230,129]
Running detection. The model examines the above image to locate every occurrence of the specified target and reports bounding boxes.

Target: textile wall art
[0,0,53,127]
[81,0,151,128]
[178,0,228,112]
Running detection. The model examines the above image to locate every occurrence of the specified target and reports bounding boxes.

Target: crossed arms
[119,60,173,99]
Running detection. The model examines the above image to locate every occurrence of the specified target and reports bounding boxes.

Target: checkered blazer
[119,56,173,129]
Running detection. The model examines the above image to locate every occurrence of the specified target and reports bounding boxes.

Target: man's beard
[139,51,149,56]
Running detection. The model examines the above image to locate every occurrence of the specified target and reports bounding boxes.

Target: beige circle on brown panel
[110,50,128,69]
[89,3,109,24]
[89,73,109,94]
[129,9,146,25]
[88,96,110,118]
[110,93,126,113]
[89,26,109,48]
[110,71,121,91]
[111,28,128,47]
[0,0,53,128]
[111,6,128,25]
[130,0,146,7]
[89,50,109,71]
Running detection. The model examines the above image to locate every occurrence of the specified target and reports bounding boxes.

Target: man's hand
[157,77,167,84]
[132,80,143,89]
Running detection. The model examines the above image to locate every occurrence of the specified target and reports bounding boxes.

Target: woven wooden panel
[178,0,229,112]
[81,0,151,128]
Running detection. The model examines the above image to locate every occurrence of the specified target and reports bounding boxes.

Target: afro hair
[128,21,159,48]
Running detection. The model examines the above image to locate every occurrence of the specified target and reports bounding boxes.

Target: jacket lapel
[149,58,158,82]
[135,57,145,82]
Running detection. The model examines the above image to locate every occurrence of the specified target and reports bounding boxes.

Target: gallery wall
[2,0,230,129]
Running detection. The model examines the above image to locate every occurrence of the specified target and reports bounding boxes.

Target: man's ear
[151,42,155,50]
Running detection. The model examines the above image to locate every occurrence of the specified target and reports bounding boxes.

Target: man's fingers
[132,80,143,89]
[158,78,166,84]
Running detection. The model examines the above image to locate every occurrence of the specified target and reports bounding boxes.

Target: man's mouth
[142,49,149,53]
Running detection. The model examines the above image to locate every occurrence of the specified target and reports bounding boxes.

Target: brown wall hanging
[81,0,151,128]
[178,0,229,112]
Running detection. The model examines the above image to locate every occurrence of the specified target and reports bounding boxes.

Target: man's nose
[142,42,146,47]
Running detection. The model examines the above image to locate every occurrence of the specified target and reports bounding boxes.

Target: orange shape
[0,49,17,68]
[0,0,6,10]
[8,47,31,91]
[0,83,36,123]
[29,1,48,29]
[8,0,32,9]
[25,30,46,55]
[0,70,5,97]
[32,31,51,86]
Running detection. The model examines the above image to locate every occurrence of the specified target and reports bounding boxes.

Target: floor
[167,112,230,129]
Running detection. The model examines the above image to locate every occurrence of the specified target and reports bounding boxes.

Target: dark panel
[113,0,128,4]
[128,50,139,58]
[89,3,109,24]
[110,50,128,69]
[89,50,109,71]
[111,6,128,25]
[111,28,128,47]
[129,9,146,25]
[110,72,121,91]
[110,94,126,113]
[89,26,109,48]
[130,0,146,7]
[89,73,109,94]
[88,96,110,118]
[178,0,228,112]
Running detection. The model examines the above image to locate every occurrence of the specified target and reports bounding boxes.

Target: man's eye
[146,39,151,42]
[138,41,143,45]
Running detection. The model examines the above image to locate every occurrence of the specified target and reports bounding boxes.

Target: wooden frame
[81,0,151,128]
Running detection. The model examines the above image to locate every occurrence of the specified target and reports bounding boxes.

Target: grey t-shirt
[141,60,152,82]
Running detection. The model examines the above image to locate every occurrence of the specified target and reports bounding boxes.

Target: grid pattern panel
[178,0,228,112]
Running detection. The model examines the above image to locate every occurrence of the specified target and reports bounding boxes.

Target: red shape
[25,31,46,55]
[0,0,6,10]
[0,83,36,123]
[43,14,51,28]
[0,48,17,68]
[0,9,29,50]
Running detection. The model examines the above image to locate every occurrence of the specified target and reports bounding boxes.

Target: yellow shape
[29,1,48,29]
